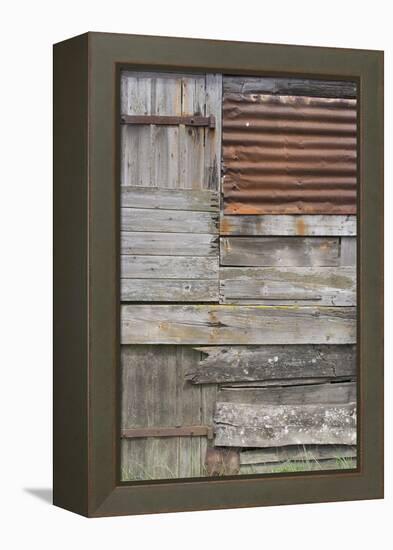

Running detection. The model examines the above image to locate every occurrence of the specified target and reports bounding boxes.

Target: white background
[0,1,391,548]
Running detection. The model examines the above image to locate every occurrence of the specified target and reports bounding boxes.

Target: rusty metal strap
[121,425,214,439]
[121,114,215,128]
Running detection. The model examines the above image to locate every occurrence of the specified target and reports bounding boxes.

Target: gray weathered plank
[220,215,356,236]
[121,186,219,211]
[223,76,357,98]
[121,232,218,256]
[205,74,222,191]
[240,445,357,465]
[340,237,357,266]
[239,458,357,474]
[219,266,356,305]
[121,208,218,233]
[121,279,218,302]
[217,382,356,406]
[121,306,356,345]
[121,345,210,481]
[121,255,219,279]
[214,402,357,447]
[186,345,356,383]
[220,237,343,267]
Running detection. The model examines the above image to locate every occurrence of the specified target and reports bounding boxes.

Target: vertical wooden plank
[340,237,357,266]
[205,74,222,191]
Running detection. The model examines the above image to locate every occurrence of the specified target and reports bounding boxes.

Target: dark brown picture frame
[53,32,383,517]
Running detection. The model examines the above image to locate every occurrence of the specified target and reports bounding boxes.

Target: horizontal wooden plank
[121,232,218,256]
[121,306,356,345]
[121,114,215,127]
[218,382,357,406]
[219,266,356,305]
[240,458,357,474]
[214,402,357,447]
[223,76,357,98]
[121,255,219,279]
[121,208,219,233]
[121,279,218,302]
[121,187,219,211]
[220,215,356,236]
[240,445,357,465]
[187,345,356,383]
[121,425,213,439]
[220,237,343,267]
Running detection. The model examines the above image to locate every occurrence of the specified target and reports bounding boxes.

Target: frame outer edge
[53,33,90,516]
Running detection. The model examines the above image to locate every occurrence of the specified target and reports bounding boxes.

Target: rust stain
[296,218,307,236]
[222,91,357,215]
[220,216,232,235]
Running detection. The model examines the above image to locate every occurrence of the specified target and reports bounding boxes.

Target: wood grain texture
[223,76,357,98]
[186,345,356,383]
[121,345,215,481]
[217,382,356,405]
[220,237,342,267]
[121,306,356,345]
[121,279,218,302]
[121,208,218,233]
[220,215,356,236]
[219,266,356,305]
[121,232,218,256]
[121,255,219,279]
[121,186,219,211]
[120,72,222,190]
[240,444,357,465]
[214,402,357,447]
[239,458,357,474]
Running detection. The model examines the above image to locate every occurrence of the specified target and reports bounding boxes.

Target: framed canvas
[53,32,383,517]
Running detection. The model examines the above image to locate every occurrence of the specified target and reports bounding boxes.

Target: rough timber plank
[219,266,356,305]
[240,445,357,465]
[223,76,357,98]
[340,237,357,266]
[220,237,341,267]
[205,74,222,190]
[120,306,356,345]
[121,187,219,211]
[121,345,208,481]
[121,255,219,279]
[121,232,218,256]
[186,345,356,383]
[220,215,356,236]
[121,208,219,233]
[121,279,218,302]
[214,402,357,447]
[239,458,357,474]
[217,382,357,406]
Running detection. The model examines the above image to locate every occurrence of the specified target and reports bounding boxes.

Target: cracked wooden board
[120,305,356,345]
[121,232,218,256]
[214,401,357,447]
[121,208,219,233]
[186,345,356,383]
[121,186,219,211]
[121,279,219,302]
[219,266,356,305]
[121,255,219,279]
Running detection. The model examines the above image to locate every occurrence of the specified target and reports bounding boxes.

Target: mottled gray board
[120,72,222,190]
[121,232,218,256]
[121,279,218,302]
[340,237,357,266]
[223,76,357,98]
[217,382,356,405]
[239,458,357,474]
[121,345,215,481]
[220,215,356,236]
[121,306,356,345]
[121,255,219,279]
[219,266,356,305]
[121,208,218,233]
[240,444,357,465]
[214,402,357,447]
[220,237,342,267]
[186,345,356,383]
[121,186,219,211]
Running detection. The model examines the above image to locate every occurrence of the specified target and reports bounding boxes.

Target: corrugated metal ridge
[223,93,357,215]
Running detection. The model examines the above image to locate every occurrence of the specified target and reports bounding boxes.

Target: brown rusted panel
[205,447,240,476]
[223,93,357,215]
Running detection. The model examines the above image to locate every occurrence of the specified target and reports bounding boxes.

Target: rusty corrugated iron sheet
[222,93,357,215]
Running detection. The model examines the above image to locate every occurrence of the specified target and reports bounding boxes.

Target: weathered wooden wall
[120,71,357,480]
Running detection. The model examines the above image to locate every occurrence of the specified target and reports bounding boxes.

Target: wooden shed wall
[120,72,357,481]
